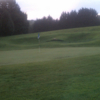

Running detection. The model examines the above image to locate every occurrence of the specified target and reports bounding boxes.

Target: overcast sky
[16,0,100,20]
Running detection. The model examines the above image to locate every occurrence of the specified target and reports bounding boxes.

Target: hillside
[0,26,100,50]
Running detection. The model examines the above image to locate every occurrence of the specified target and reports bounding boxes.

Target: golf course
[0,26,100,100]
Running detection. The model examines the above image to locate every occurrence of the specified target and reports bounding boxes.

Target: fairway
[0,47,100,65]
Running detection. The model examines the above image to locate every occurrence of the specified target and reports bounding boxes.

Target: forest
[30,9,100,33]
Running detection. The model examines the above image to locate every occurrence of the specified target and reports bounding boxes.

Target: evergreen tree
[77,8,99,27]
[59,12,69,29]
[0,0,29,37]
[1,9,14,36]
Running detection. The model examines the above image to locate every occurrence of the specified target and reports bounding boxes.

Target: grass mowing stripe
[1,47,100,65]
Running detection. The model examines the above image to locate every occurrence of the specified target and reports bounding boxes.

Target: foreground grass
[0,54,100,100]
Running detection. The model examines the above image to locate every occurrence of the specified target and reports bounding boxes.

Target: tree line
[0,0,100,37]
[0,0,29,37]
[30,8,100,33]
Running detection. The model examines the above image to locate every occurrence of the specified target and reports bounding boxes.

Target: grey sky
[16,0,100,20]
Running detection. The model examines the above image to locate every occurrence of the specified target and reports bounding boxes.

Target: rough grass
[0,54,100,100]
[0,26,100,51]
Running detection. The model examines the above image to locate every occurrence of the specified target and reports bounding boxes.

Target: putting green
[0,47,100,65]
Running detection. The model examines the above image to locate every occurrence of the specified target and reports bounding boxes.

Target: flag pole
[38,33,40,52]
[39,38,40,52]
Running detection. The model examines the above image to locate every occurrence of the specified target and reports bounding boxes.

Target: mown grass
[1,47,100,65]
[0,54,100,100]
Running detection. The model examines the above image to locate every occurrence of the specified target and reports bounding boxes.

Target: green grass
[1,26,100,100]
[0,26,100,51]
[0,47,100,65]
[0,55,100,100]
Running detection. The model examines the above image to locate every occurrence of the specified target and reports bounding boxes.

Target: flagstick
[38,38,40,52]
[38,33,40,53]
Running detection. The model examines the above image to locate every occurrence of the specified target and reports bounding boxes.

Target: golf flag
[38,33,40,39]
